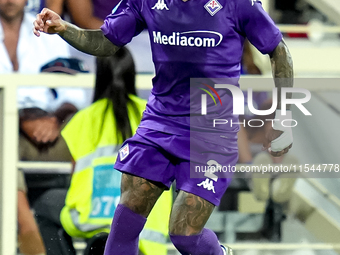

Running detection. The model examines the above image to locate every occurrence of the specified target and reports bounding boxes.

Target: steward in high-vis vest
[61,96,172,255]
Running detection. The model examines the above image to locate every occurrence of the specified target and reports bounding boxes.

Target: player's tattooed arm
[59,22,119,57]
[269,39,293,110]
[34,8,118,55]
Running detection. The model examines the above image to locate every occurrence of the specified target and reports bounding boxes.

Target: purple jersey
[92,0,121,20]
[101,0,282,136]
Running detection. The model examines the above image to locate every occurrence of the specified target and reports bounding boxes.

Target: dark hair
[93,47,140,144]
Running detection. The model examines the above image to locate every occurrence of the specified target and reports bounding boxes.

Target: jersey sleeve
[235,0,282,54]
[101,0,146,47]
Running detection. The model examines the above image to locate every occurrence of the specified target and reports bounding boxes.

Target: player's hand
[263,128,293,157]
[33,8,67,37]
[263,110,293,157]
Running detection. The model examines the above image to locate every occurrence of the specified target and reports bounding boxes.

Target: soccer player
[33,0,293,253]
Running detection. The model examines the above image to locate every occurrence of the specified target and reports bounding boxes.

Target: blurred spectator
[34,47,172,255]
[18,58,92,162]
[25,0,44,15]
[0,0,70,73]
[0,0,90,161]
[39,0,120,29]
[273,0,328,40]
[25,0,121,71]
[18,59,92,211]
[0,0,71,252]
[243,100,299,241]
[252,152,299,242]
[275,0,301,24]
[65,0,120,29]
[238,93,271,162]
[0,2,92,252]
[237,43,299,241]
[25,0,64,16]
[17,170,46,255]
[237,40,265,164]
[25,0,98,71]
[241,40,262,76]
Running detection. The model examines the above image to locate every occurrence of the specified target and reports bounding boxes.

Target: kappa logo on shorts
[119,144,129,161]
[197,178,216,193]
[152,0,169,10]
[204,0,223,16]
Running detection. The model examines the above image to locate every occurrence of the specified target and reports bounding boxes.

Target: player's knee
[119,189,149,216]
[168,190,214,236]
[119,173,163,217]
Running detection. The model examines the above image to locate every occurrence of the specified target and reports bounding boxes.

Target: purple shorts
[114,127,238,206]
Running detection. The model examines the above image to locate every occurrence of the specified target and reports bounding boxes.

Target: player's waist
[139,111,239,137]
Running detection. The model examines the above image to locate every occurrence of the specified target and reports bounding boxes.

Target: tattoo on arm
[58,22,119,56]
[169,191,214,235]
[270,40,294,110]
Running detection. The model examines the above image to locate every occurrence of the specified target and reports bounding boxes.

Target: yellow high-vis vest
[61,96,172,255]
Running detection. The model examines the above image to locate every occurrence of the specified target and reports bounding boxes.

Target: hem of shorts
[114,162,172,189]
[176,184,221,206]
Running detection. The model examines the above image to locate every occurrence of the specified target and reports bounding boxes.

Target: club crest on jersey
[119,144,129,161]
[152,0,169,10]
[204,0,222,16]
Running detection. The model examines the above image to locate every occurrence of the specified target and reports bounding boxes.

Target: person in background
[18,58,92,163]
[0,0,70,73]
[64,0,120,29]
[0,0,79,137]
[17,170,46,255]
[237,39,264,165]
[241,40,262,76]
[227,39,298,242]
[237,93,271,163]
[33,0,119,29]
[243,100,299,241]
[34,47,172,255]
[25,0,66,19]
[0,0,70,252]
[25,0,44,15]
[25,0,98,71]
[0,0,90,161]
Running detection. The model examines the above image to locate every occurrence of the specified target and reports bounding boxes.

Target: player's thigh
[169,190,215,236]
[120,173,166,217]
[115,130,175,217]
